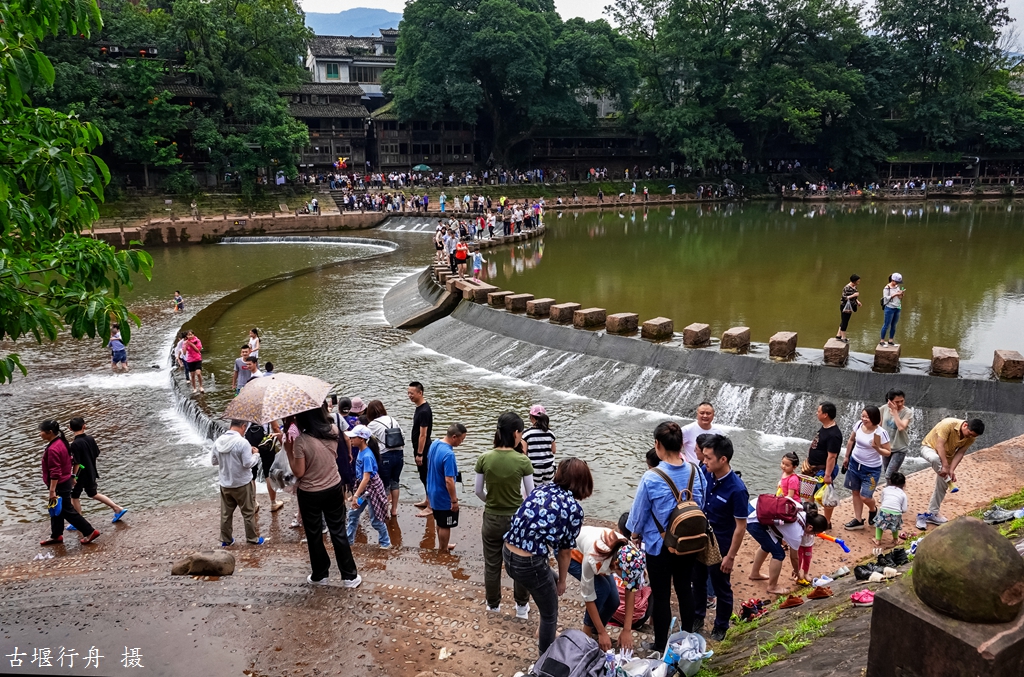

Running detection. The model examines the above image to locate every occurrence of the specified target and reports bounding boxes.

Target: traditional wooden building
[369,102,477,172]
[281,83,370,169]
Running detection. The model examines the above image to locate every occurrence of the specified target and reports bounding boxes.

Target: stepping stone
[527,298,556,318]
[992,350,1024,380]
[824,338,849,367]
[932,347,959,376]
[488,291,513,307]
[641,317,674,341]
[549,302,581,324]
[505,293,534,312]
[606,313,639,334]
[769,331,797,360]
[720,326,751,353]
[573,307,607,329]
[874,343,901,373]
[683,323,710,347]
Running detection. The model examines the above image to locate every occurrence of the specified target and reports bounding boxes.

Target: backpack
[379,416,405,450]
[650,465,710,556]
[756,495,800,525]
[244,423,273,454]
[530,629,611,677]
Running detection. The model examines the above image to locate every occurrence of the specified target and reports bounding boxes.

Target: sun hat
[891,272,903,282]
[349,396,366,414]
[529,404,547,417]
[345,425,372,440]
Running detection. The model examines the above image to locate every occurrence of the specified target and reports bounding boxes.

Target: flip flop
[270,501,285,512]
[112,509,128,523]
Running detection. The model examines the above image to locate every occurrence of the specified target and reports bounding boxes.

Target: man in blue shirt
[693,435,749,641]
[426,423,467,551]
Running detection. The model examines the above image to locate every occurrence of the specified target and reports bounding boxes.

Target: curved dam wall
[406,286,1024,447]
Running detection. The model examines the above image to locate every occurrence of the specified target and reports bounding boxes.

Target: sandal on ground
[40,536,63,546]
[80,530,100,545]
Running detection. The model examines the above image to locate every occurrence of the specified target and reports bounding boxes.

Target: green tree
[977,84,1024,151]
[383,0,637,164]
[0,0,153,383]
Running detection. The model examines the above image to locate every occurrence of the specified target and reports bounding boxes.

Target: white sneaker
[915,513,930,530]
[515,603,529,620]
[341,574,362,589]
[926,513,948,525]
[306,574,329,586]
[486,604,501,613]
[379,544,392,550]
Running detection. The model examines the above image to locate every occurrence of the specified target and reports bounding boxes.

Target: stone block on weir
[823,338,849,367]
[720,326,751,353]
[683,323,711,347]
[932,347,960,376]
[487,290,514,307]
[527,298,556,318]
[769,331,797,360]
[641,317,674,341]
[573,307,607,329]
[445,277,461,294]
[874,344,902,373]
[992,350,1024,380]
[505,293,534,313]
[606,313,639,334]
[470,284,498,303]
[549,302,581,324]
[437,269,451,284]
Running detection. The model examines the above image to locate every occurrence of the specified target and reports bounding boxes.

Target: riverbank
[3,433,1022,676]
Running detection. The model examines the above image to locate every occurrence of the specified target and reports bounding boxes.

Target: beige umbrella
[221,373,333,425]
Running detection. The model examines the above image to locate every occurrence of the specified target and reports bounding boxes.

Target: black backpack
[244,423,273,453]
[381,417,405,450]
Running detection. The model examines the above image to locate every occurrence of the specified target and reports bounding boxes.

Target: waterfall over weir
[409,296,1024,446]
[219,234,399,248]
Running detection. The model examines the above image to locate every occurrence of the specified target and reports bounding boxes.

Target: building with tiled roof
[305,34,397,105]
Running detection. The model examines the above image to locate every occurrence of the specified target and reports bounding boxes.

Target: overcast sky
[300,0,1024,29]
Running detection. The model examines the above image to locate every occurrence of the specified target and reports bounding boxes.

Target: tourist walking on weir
[503,458,591,655]
[879,274,904,346]
[626,421,707,652]
[108,323,129,372]
[836,274,861,343]
[39,420,100,546]
[285,407,361,587]
[183,330,204,393]
[881,389,912,480]
[345,425,391,549]
[681,402,724,465]
[232,345,252,395]
[366,400,405,518]
[916,417,984,530]
[211,420,266,546]
[475,412,535,614]
[248,328,261,359]
[522,404,556,483]
[409,382,434,517]
[842,406,891,531]
[427,423,467,551]
[805,402,842,528]
[67,417,128,526]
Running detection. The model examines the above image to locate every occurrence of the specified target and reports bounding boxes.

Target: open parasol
[221,373,333,425]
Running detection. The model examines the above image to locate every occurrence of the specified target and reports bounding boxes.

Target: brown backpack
[650,465,710,556]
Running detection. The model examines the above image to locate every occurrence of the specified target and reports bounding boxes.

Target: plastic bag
[821,483,839,508]
[266,450,297,493]
[663,632,712,677]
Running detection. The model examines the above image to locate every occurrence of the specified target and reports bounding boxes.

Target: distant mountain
[305,8,402,36]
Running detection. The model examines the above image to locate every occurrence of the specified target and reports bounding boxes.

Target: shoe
[221,539,235,547]
[80,530,100,545]
[851,590,875,607]
[66,524,77,531]
[516,603,529,620]
[692,618,705,633]
[877,553,896,568]
[270,501,285,512]
[868,510,878,526]
[926,514,948,525]
[379,543,392,550]
[707,597,717,610]
[307,574,329,586]
[813,575,834,587]
[883,567,899,579]
[833,566,850,578]
[868,572,885,583]
[779,595,804,609]
[808,586,833,600]
[844,518,865,531]
[199,387,204,393]
[854,565,873,581]
[841,338,849,343]
[249,537,268,545]
[916,513,930,530]
[879,341,887,346]
[891,548,909,566]
[486,604,501,613]
[341,574,362,589]
[796,578,811,587]
[710,627,728,642]
[40,536,63,546]
[111,509,128,523]
[290,519,302,529]
[887,341,895,346]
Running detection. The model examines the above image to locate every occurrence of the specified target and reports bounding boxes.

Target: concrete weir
[386,269,1024,443]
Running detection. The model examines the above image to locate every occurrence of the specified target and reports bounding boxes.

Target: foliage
[0,0,154,383]
[742,608,839,674]
[382,0,638,164]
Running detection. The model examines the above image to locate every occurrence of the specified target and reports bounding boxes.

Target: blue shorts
[844,460,881,498]
[111,350,127,364]
[746,521,786,561]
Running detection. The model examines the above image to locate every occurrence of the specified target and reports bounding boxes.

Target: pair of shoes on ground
[220,537,268,547]
[851,589,875,607]
[812,575,834,587]
[807,586,834,600]
[740,598,770,621]
[41,530,100,546]
[484,603,529,619]
[307,573,361,588]
[915,512,948,530]
[845,511,878,530]
[779,594,804,609]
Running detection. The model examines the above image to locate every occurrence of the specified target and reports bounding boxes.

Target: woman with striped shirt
[523,405,557,483]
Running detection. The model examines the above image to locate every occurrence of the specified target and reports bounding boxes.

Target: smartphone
[331,394,338,406]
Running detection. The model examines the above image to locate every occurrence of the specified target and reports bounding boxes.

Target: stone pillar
[471,284,498,304]
[505,293,534,313]
[549,302,581,324]
[487,291,513,308]
[824,338,849,367]
[932,347,959,376]
[769,331,797,360]
[527,298,556,318]
[874,344,901,373]
[438,270,451,284]
[992,350,1024,380]
[606,313,639,334]
[720,327,751,354]
[573,307,607,329]
[641,317,674,341]
[683,323,711,348]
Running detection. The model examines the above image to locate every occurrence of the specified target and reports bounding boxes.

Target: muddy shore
[3,434,1022,676]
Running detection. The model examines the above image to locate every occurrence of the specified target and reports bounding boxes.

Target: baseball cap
[891,273,903,283]
[529,404,547,417]
[345,425,372,440]
[349,396,366,414]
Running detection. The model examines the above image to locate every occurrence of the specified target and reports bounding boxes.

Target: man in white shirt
[681,402,725,464]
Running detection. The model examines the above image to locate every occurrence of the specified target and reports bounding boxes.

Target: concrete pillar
[606,313,639,334]
[471,284,498,304]
[505,293,534,313]
[931,347,959,376]
[527,298,556,318]
[769,331,798,360]
[992,350,1024,380]
[824,338,849,367]
[573,307,607,329]
[487,291,514,307]
[720,326,751,354]
[874,344,901,373]
[683,323,711,348]
[549,302,581,324]
[641,317,674,341]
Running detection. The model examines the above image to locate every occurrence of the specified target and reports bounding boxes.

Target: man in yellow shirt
[916,418,984,530]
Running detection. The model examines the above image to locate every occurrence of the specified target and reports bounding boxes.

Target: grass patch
[741,609,840,674]
[695,664,720,677]
[967,487,1024,538]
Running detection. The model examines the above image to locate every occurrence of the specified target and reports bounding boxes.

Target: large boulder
[171,550,236,577]
[912,516,1024,623]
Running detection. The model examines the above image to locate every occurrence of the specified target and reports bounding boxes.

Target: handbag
[696,527,723,566]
